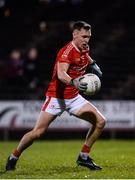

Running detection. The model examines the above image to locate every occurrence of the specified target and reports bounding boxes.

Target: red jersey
[46,41,90,99]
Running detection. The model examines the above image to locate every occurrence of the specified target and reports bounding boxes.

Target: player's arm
[57,62,87,92]
[57,62,72,84]
[88,55,103,78]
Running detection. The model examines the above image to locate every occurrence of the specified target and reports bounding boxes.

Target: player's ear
[73,30,78,38]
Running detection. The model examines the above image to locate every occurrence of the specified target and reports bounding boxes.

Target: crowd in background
[0,47,44,99]
[0,0,135,100]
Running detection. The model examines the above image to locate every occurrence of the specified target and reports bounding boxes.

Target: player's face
[73,28,91,51]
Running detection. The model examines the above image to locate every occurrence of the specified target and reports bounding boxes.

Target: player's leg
[75,102,106,170]
[68,95,106,170]
[16,111,56,153]
[5,111,56,171]
[5,96,65,171]
[76,102,106,148]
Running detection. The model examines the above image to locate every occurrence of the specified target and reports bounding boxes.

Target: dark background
[0,0,135,140]
[0,0,134,100]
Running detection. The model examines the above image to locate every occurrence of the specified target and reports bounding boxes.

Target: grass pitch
[0,140,135,179]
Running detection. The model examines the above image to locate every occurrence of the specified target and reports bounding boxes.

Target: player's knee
[96,117,106,129]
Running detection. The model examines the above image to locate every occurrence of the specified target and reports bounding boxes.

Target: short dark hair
[72,21,91,31]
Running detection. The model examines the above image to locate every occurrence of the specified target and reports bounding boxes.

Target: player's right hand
[70,76,87,92]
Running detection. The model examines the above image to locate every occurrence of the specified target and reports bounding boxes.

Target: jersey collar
[71,41,80,53]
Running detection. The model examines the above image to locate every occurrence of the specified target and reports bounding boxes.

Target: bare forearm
[57,62,72,85]
[58,71,72,84]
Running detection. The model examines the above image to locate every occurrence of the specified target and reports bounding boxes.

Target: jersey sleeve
[57,48,72,64]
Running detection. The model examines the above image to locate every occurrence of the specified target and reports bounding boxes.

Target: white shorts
[41,94,89,116]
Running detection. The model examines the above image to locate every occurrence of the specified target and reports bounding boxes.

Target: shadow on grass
[0,165,100,179]
[50,165,79,172]
[20,164,88,175]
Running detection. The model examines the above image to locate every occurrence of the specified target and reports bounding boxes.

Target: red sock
[12,149,21,158]
[81,144,90,153]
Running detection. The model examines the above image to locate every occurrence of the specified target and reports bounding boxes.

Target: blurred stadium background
[0,0,135,140]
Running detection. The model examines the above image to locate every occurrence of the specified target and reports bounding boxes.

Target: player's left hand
[89,60,103,78]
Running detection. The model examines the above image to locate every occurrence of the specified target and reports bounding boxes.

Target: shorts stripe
[42,97,51,111]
